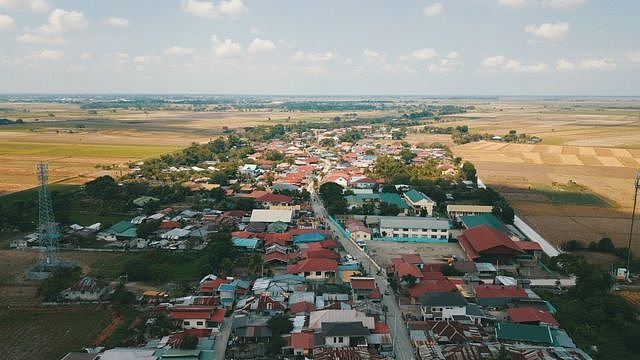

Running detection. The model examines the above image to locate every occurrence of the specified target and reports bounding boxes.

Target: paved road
[309,191,415,360]
[214,316,233,360]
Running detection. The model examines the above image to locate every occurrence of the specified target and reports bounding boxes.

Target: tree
[268,314,293,334]
[399,149,416,164]
[111,284,136,306]
[37,266,82,301]
[371,155,409,182]
[461,161,477,184]
[179,336,199,349]
[598,237,615,253]
[320,138,335,147]
[561,240,584,251]
[85,175,119,200]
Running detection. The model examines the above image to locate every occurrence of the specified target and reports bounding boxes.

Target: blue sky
[0,0,638,95]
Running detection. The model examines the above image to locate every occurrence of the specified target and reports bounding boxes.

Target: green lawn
[0,308,113,360]
[533,183,615,207]
[0,184,79,203]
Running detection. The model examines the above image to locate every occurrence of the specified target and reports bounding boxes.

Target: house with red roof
[408,276,457,301]
[347,221,372,242]
[458,225,524,262]
[159,221,181,230]
[257,193,293,208]
[474,285,528,307]
[264,252,289,266]
[290,301,316,315]
[287,258,337,281]
[198,278,229,295]
[350,277,381,301]
[506,307,559,327]
[400,254,424,269]
[283,331,316,357]
[321,172,350,188]
[515,241,543,257]
[168,306,226,331]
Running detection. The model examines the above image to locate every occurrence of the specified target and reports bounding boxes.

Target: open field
[0,102,393,196]
[366,240,466,267]
[424,101,640,253]
[0,307,113,360]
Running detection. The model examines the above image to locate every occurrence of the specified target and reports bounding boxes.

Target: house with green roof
[403,189,436,216]
[99,220,137,241]
[459,214,510,234]
[495,322,554,345]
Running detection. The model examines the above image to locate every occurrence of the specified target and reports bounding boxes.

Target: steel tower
[37,162,60,267]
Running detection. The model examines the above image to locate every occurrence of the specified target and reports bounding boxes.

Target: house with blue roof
[218,283,236,308]
[232,237,261,251]
[293,232,326,244]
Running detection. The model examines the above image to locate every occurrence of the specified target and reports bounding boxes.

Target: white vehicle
[356,240,367,250]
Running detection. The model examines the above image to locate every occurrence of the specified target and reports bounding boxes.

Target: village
[13,124,594,360]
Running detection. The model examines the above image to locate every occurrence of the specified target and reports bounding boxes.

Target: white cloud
[579,58,616,71]
[39,9,88,34]
[79,53,92,61]
[498,0,586,9]
[105,17,130,27]
[133,55,161,64]
[362,48,387,64]
[555,58,576,71]
[164,46,195,56]
[0,13,14,29]
[428,51,463,74]
[524,22,569,43]
[27,49,65,61]
[291,51,336,63]
[555,58,617,71]
[410,48,438,61]
[628,52,640,63]
[211,35,242,57]
[247,38,276,53]
[19,8,88,43]
[182,0,248,20]
[497,0,527,8]
[110,52,130,64]
[482,55,548,73]
[0,0,50,12]
[423,3,443,16]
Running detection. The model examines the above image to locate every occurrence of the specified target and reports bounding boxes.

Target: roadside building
[379,216,450,240]
[446,204,493,220]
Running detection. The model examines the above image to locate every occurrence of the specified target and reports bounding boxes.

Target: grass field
[0,307,113,360]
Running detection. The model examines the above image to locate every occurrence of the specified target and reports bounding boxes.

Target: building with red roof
[258,232,293,246]
[458,225,524,261]
[474,285,528,307]
[168,306,226,330]
[400,254,424,269]
[287,258,337,281]
[159,221,181,230]
[408,278,457,300]
[515,241,543,256]
[304,248,340,260]
[264,252,289,265]
[506,307,559,327]
[350,277,379,301]
[283,331,316,357]
[290,301,316,315]
[257,193,293,208]
[198,278,229,295]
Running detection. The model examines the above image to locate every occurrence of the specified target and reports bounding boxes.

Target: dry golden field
[438,101,640,252]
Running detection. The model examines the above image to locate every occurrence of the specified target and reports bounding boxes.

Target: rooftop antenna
[37,162,60,268]
[626,172,640,281]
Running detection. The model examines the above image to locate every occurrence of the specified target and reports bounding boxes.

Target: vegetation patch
[534,181,615,207]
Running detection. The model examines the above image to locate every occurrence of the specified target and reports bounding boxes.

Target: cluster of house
[385,253,592,360]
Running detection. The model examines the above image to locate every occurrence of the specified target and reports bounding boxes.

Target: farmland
[0,307,113,360]
[436,100,640,253]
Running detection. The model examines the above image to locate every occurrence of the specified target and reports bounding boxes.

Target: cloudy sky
[0,0,638,95]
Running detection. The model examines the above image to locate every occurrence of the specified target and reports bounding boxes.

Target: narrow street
[309,191,415,360]
[214,316,233,360]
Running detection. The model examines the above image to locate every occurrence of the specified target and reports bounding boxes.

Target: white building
[403,189,437,216]
[379,216,450,240]
[419,292,468,321]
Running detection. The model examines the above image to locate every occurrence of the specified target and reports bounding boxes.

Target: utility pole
[626,172,640,280]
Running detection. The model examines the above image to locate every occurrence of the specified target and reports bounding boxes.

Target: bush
[562,240,584,251]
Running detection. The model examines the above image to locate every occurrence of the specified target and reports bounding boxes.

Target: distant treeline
[0,118,23,125]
